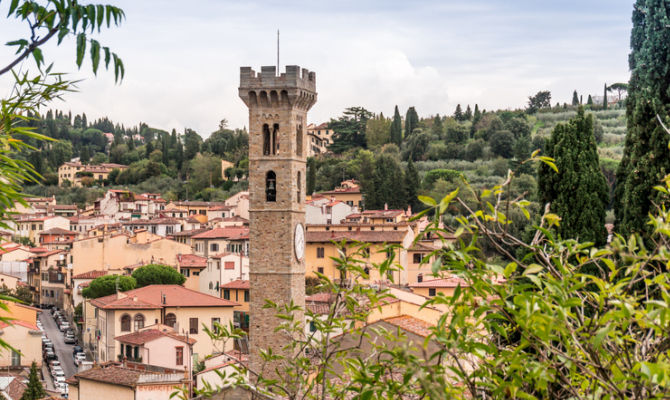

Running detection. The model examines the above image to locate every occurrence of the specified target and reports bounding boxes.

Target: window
[120,314,131,332]
[183,268,190,277]
[224,261,235,270]
[223,289,230,300]
[317,267,324,274]
[428,288,436,297]
[417,274,423,283]
[296,124,303,156]
[11,350,20,366]
[413,253,423,264]
[165,313,177,328]
[309,320,316,332]
[175,347,184,366]
[210,243,219,252]
[316,247,325,258]
[189,318,198,334]
[297,171,301,203]
[263,124,271,155]
[272,123,279,153]
[244,290,249,302]
[211,317,220,332]
[133,314,145,331]
[209,282,213,290]
[266,171,277,202]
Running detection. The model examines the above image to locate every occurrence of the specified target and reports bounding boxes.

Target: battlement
[240,65,316,92]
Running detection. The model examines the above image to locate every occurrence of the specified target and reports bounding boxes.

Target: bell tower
[239,65,317,374]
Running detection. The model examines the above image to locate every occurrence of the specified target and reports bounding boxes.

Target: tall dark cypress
[404,158,420,211]
[306,157,316,195]
[390,105,402,146]
[538,107,609,245]
[615,0,670,236]
[603,83,608,110]
[404,106,419,137]
[572,90,579,106]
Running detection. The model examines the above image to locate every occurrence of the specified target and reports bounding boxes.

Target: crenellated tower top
[239,65,317,111]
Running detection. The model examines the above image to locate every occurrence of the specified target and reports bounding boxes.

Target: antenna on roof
[276,29,280,75]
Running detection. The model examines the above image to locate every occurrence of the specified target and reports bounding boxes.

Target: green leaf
[96,5,104,30]
[103,46,111,67]
[523,264,543,276]
[503,262,517,279]
[31,47,44,68]
[8,0,20,17]
[418,195,436,207]
[76,33,86,68]
[57,27,69,44]
[90,39,100,74]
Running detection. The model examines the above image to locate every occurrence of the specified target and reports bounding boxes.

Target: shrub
[131,264,186,287]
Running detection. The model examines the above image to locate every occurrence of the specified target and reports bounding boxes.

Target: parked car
[44,349,56,360]
[64,335,76,344]
[59,322,70,332]
[72,345,83,356]
[49,360,61,370]
[51,366,63,378]
[74,353,86,365]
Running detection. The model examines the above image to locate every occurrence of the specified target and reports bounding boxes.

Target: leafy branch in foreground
[2,0,125,81]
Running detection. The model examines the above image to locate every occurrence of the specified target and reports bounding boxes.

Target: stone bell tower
[239,65,317,374]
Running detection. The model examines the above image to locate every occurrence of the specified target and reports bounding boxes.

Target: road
[39,311,77,379]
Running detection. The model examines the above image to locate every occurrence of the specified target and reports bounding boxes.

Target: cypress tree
[307,157,316,195]
[473,104,481,120]
[372,154,405,209]
[21,362,46,400]
[615,0,670,236]
[587,94,593,105]
[404,106,419,137]
[453,104,463,121]
[572,90,579,106]
[603,83,608,110]
[464,105,473,120]
[390,105,402,146]
[538,107,609,245]
[404,159,420,211]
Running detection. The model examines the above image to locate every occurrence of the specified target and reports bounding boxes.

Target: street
[39,311,77,378]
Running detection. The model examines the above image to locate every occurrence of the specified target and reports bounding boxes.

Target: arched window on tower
[297,171,301,203]
[272,124,279,154]
[296,124,303,156]
[263,124,271,155]
[266,171,277,202]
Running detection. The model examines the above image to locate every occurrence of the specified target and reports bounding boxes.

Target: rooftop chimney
[384,203,388,210]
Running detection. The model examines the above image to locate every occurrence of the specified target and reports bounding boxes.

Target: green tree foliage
[445,124,469,143]
[615,0,670,236]
[328,107,372,153]
[526,90,552,114]
[504,117,530,139]
[82,275,136,299]
[603,82,608,110]
[368,154,405,209]
[389,105,402,146]
[464,105,473,120]
[453,104,464,121]
[431,114,443,137]
[365,113,391,147]
[404,159,420,211]
[183,128,203,160]
[608,82,629,102]
[131,264,186,287]
[188,154,223,196]
[571,90,579,106]
[402,129,430,161]
[306,157,316,195]
[404,106,419,137]
[587,94,593,105]
[423,168,461,188]
[538,107,608,245]
[489,130,515,158]
[20,362,45,400]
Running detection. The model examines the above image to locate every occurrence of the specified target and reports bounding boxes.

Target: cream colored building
[87,285,237,364]
[306,122,334,156]
[58,161,127,187]
[70,231,193,276]
[115,328,195,369]
[0,302,42,367]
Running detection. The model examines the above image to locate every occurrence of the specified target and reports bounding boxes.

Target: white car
[54,376,65,387]
[53,371,65,381]
[51,366,63,378]
[59,322,70,332]
[49,360,61,370]
[74,353,86,365]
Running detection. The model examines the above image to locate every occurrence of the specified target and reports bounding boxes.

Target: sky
[0,0,634,138]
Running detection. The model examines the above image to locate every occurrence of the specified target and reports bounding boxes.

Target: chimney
[162,293,166,305]
[406,205,412,216]
[384,203,388,211]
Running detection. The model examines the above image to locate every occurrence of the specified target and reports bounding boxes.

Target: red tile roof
[177,254,207,268]
[72,365,182,388]
[192,227,249,240]
[383,315,434,338]
[0,320,39,331]
[409,277,469,288]
[115,329,196,345]
[306,230,408,243]
[220,280,249,290]
[40,227,77,235]
[73,270,108,280]
[91,284,238,309]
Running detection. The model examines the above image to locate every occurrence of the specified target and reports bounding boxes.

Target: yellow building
[0,301,42,367]
[58,161,127,187]
[87,285,238,364]
[409,276,470,298]
[314,181,364,209]
[176,254,207,291]
[219,280,249,332]
[305,228,414,284]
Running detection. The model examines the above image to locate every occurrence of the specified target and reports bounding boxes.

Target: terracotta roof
[0,375,26,400]
[177,254,207,268]
[91,284,238,309]
[122,218,179,225]
[73,365,182,388]
[320,187,361,195]
[40,227,77,235]
[306,230,408,243]
[73,270,108,280]
[192,227,249,240]
[0,320,39,331]
[208,205,233,211]
[409,277,469,288]
[115,329,196,345]
[220,280,249,290]
[169,228,208,237]
[383,315,434,338]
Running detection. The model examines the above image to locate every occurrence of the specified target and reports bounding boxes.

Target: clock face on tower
[294,223,305,261]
